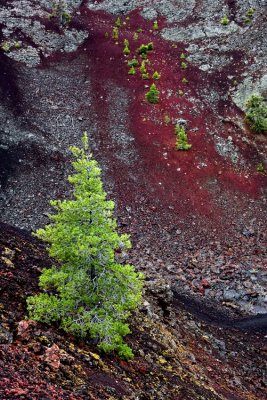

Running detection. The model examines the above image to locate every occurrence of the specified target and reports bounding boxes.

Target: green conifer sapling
[153,20,158,30]
[123,45,130,55]
[128,58,139,67]
[115,17,121,27]
[152,71,161,80]
[145,83,160,104]
[27,133,144,359]
[112,27,119,40]
[128,66,136,75]
[175,124,192,150]
[220,15,230,25]
[245,95,267,134]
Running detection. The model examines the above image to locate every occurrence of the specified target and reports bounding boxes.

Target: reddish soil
[71,8,266,240]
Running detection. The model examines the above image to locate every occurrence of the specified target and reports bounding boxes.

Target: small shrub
[246,8,255,17]
[164,114,171,126]
[153,20,158,30]
[146,83,160,104]
[220,15,230,25]
[136,42,153,56]
[1,41,10,52]
[142,72,149,80]
[140,53,148,59]
[123,45,130,55]
[14,41,22,49]
[62,10,71,25]
[124,39,129,47]
[115,17,121,27]
[128,58,139,67]
[133,32,139,40]
[137,44,148,55]
[128,66,136,75]
[180,53,186,59]
[49,3,72,26]
[257,163,267,175]
[181,77,188,84]
[181,62,187,69]
[245,95,267,134]
[244,9,255,24]
[140,60,148,74]
[112,27,119,40]
[136,27,143,33]
[152,71,161,80]
[175,124,192,150]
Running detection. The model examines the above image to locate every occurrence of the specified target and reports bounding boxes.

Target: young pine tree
[27,133,144,359]
[153,20,158,30]
[152,71,161,80]
[123,45,130,55]
[112,26,119,40]
[175,124,192,150]
[245,95,267,134]
[145,83,160,104]
[128,66,136,75]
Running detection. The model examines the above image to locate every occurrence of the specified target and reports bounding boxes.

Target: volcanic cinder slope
[0,0,266,312]
[0,1,266,398]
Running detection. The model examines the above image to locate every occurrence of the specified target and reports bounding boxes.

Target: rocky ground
[0,222,266,399]
[0,0,266,398]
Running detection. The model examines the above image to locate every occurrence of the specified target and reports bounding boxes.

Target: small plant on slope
[128,66,136,75]
[175,124,192,150]
[220,15,230,25]
[245,7,255,23]
[49,2,72,26]
[136,42,154,57]
[257,163,267,175]
[145,83,160,104]
[152,71,161,80]
[1,41,10,52]
[27,133,144,359]
[142,72,149,80]
[123,45,130,55]
[140,60,148,74]
[245,95,267,134]
[153,20,158,30]
[115,17,121,27]
[112,26,119,40]
[14,41,22,49]
[164,114,171,126]
[128,58,139,67]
